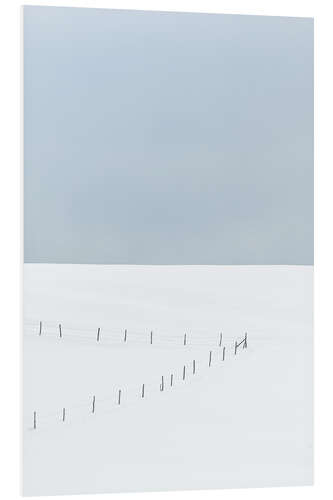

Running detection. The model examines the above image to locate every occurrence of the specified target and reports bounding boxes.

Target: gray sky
[24,7,313,264]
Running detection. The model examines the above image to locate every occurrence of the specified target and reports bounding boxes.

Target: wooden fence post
[160,376,164,392]
[170,373,173,387]
[235,333,248,355]
[183,366,186,381]
[39,321,42,336]
[219,332,222,347]
[97,327,100,342]
[150,331,153,345]
[118,389,121,405]
[124,330,127,343]
[142,384,145,398]
[222,346,226,361]
[33,411,36,430]
[92,395,95,413]
[184,333,187,346]
[59,324,62,338]
[62,408,66,422]
[209,350,212,367]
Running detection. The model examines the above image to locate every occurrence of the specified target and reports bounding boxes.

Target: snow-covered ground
[23,264,313,496]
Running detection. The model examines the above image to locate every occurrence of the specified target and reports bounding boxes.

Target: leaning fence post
[235,333,248,355]
[39,321,42,336]
[33,411,36,430]
[59,324,62,339]
[222,346,226,361]
[209,350,212,367]
[97,327,100,342]
[92,395,95,413]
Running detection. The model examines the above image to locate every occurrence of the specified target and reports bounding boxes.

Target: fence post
[235,333,248,355]
[209,350,212,367]
[160,376,164,392]
[142,384,145,398]
[222,346,226,361]
[183,366,186,381]
[170,373,173,387]
[92,395,95,413]
[124,330,127,343]
[33,411,36,430]
[97,327,100,342]
[62,408,66,422]
[118,389,121,405]
[184,333,187,346]
[39,321,42,336]
[59,324,62,339]
[193,359,196,374]
[150,331,153,345]
[219,332,222,347]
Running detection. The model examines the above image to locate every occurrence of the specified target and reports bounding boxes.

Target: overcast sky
[24,7,313,264]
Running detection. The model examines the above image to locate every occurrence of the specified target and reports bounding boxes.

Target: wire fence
[24,320,249,432]
[24,317,276,349]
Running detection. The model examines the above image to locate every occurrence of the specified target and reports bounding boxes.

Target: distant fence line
[28,332,249,432]
[24,318,255,349]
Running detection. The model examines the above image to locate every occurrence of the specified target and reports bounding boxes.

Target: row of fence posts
[32,332,247,430]
[36,323,231,348]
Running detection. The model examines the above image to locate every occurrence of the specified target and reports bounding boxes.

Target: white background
[0,1,331,499]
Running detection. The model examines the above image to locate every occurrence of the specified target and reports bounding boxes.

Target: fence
[24,318,257,349]
[25,324,249,432]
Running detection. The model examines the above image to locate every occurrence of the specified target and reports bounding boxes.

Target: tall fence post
[92,395,95,413]
[39,321,42,336]
[118,389,121,405]
[62,408,66,422]
[97,327,100,342]
[209,350,212,367]
[222,346,226,361]
[193,359,196,374]
[59,324,62,339]
[183,365,186,381]
[142,384,145,398]
[170,373,173,387]
[124,330,127,343]
[150,331,153,345]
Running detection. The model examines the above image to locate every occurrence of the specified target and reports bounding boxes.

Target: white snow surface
[23,264,313,495]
